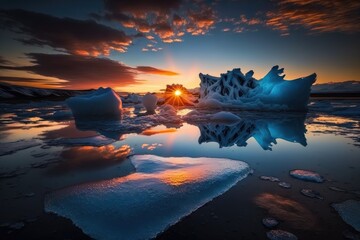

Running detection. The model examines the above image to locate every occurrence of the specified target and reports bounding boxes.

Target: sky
[0,0,359,92]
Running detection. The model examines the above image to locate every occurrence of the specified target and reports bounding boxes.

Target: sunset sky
[0,0,359,92]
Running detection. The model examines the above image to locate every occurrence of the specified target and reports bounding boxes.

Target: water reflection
[255,193,317,230]
[196,113,307,150]
[51,145,131,173]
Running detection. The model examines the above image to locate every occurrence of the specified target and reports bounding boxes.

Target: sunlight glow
[174,90,182,96]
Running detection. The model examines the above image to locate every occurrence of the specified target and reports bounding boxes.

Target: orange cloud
[265,0,360,34]
[136,66,179,76]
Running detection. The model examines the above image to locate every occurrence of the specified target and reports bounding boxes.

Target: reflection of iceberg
[45,155,250,240]
[199,66,316,111]
[197,113,307,150]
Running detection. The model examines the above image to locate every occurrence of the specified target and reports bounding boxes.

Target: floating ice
[262,217,279,228]
[210,111,241,122]
[278,182,291,189]
[45,155,250,240]
[300,189,323,200]
[289,170,324,183]
[199,65,316,111]
[260,176,280,182]
[142,93,158,113]
[332,200,360,232]
[66,87,122,119]
[122,93,142,104]
[266,229,298,240]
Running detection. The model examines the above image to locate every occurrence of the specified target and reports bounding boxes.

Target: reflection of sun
[174,90,181,96]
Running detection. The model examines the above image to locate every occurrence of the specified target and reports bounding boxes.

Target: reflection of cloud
[265,0,360,34]
[54,144,131,172]
[102,0,217,43]
[255,193,317,229]
[0,9,133,56]
[141,128,177,136]
[141,143,163,151]
[1,54,178,89]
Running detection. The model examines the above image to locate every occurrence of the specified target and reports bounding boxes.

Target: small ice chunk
[210,111,241,122]
[289,170,324,183]
[278,182,291,189]
[262,217,279,228]
[329,186,347,193]
[142,93,158,113]
[66,87,122,119]
[300,189,323,200]
[45,155,250,240]
[260,176,280,182]
[332,200,360,232]
[266,230,298,240]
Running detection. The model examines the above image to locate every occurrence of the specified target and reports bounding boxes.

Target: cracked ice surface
[45,155,250,240]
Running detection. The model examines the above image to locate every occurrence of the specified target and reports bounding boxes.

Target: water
[0,99,359,239]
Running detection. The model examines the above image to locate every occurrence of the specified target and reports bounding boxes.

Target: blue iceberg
[199,65,316,111]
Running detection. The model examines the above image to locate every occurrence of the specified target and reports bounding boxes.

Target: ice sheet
[45,154,250,240]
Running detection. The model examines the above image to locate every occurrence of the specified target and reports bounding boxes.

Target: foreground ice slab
[66,87,122,119]
[45,155,250,240]
[332,200,360,232]
[199,66,316,111]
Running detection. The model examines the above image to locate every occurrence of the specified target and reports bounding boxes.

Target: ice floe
[45,155,250,240]
[289,170,324,183]
[300,189,323,200]
[266,229,298,240]
[262,217,279,228]
[332,200,360,232]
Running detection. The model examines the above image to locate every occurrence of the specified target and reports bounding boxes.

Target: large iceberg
[45,155,250,240]
[199,66,316,111]
[66,87,122,119]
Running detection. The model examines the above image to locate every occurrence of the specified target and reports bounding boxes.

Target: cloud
[0,76,64,88]
[0,9,133,56]
[0,54,178,89]
[265,0,360,34]
[102,0,217,43]
[136,66,179,76]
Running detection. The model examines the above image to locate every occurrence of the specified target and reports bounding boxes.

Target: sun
[174,90,182,96]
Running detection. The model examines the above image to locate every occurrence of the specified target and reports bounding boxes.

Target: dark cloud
[0,76,63,88]
[102,0,217,43]
[136,66,179,76]
[0,54,139,89]
[0,54,179,89]
[265,0,360,35]
[0,9,133,56]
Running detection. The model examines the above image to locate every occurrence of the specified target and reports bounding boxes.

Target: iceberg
[199,65,316,111]
[45,155,250,240]
[142,93,158,113]
[332,200,360,232]
[66,87,122,119]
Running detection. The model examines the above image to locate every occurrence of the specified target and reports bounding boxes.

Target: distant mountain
[0,83,93,100]
[311,81,360,93]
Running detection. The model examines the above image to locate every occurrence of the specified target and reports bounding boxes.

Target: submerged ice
[45,155,250,240]
[199,65,316,111]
